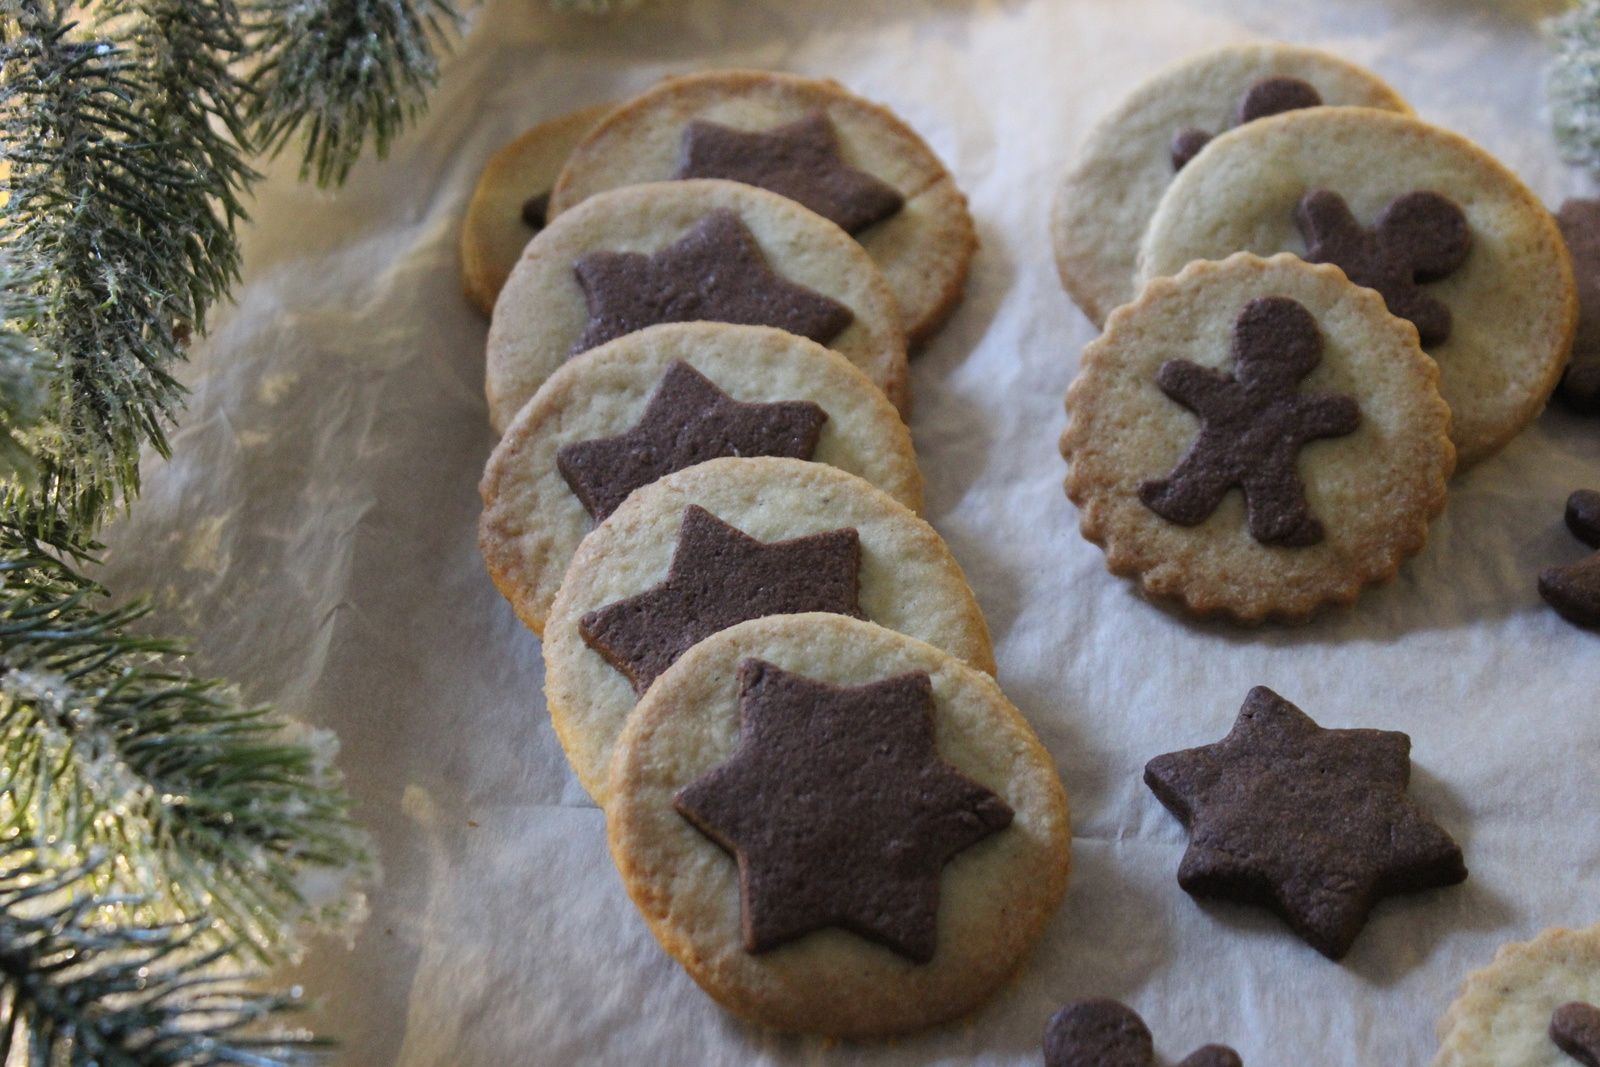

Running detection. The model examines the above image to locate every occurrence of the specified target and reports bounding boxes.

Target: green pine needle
[0,258,48,485]
[1550,0,1600,174]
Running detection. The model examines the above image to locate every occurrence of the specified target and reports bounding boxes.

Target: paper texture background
[97,0,1600,1062]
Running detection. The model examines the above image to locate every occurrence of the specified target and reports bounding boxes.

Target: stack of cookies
[467,71,1071,1037]
[1053,43,1583,624]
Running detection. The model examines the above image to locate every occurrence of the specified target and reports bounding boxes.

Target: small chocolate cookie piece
[520,191,551,230]
[1556,199,1600,414]
[675,660,1013,962]
[1144,686,1467,960]
[1553,1003,1600,1067]
[605,613,1070,1037]
[1044,999,1243,1067]
[1170,74,1323,170]
[1539,490,1600,629]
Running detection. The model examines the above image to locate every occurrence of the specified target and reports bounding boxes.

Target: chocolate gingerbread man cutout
[1170,76,1323,170]
[1539,490,1600,629]
[1139,296,1361,548]
[1296,189,1471,347]
[1553,1002,1600,1067]
[1044,999,1242,1067]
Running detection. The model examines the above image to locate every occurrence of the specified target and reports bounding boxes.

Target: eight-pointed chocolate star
[569,209,855,355]
[579,506,864,695]
[673,111,905,235]
[1144,686,1467,960]
[557,361,829,522]
[1296,188,1471,347]
[674,659,1014,963]
[1138,296,1361,547]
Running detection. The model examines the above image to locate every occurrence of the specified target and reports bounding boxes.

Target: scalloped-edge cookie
[1062,252,1455,624]
[606,612,1070,1038]
[479,322,923,636]
[1434,924,1600,1067]
[548,69,975,346]
[1052,42,1409,327]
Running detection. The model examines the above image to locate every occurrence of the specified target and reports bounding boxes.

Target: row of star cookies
[1053,42,1583,622]
[462,68,981,433]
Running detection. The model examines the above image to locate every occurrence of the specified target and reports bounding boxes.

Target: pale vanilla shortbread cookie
[606,613,1070,1037]
[1051,42,1409,327]
[1137,107,1578,466]
[1062,253,1455,623]
[460,103,613,316]
[548,69,975,345]
[486,179,909,432]
[543,457,993,804]
[1434,924,1600,1067]
[478,322,923,636]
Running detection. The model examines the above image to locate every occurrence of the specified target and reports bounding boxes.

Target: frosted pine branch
[1549,0,1600,174]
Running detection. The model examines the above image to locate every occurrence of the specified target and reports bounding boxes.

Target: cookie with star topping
[542,457,993,804]
[546,69,975,345]
[478,322,923,636]
[1137,107,1578,466]
[1051,42,1410,327]
[486,179,909,432]
[1062,253,1454,623]
[606,612,1070,1037]
[460,102,614,316]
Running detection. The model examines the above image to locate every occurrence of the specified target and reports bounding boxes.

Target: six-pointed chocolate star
[569,209,855,355]
[1144,686,1466,960]
[557,361,829,522]
[579,506,864,694]
[675,659,1014,963]
[674,111,905,235]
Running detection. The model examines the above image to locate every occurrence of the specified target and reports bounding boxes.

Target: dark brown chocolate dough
[1296,189,1471,347]
[1556,199,1600,414]
[1170,75,1323,170]
[521,191,551,230]
[1144,686,1467,960]
[674,111,904,235]
[1538,490,1600,629]
[557,361,828,522]
[674,659,1013,963]
[1044,999,1242,1067]
[1139,296,1361,547]
[579,506,863,694]
[570,209,855,355]
[1552,1002,1600,1067]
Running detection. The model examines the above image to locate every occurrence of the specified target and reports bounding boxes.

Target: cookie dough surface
[606,613,1071,1038]
[486,179,909,432]
[1136,107,1578,466]
[543,457,993,804]
[1051,42,1409,326]
[1062,253,1455,623]
[1434,925,1600,1067]
[478,322,923,636]
[548,69,975,345]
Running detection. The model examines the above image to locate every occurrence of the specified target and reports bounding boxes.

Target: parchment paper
[98,0,1600,1062]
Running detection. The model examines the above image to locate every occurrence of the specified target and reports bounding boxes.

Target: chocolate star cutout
[1552,1002,1600,1067]
[674,111,904,235]
[570,209,855,355]
[557,361,829,522]
[674,660,1013,962]
[1144,686,1467,960]
[1555,199,1600,414]
[1045,1000,1242,1067]
[1170,76,1322,170]
[579,507,863,694]
[1139,296,1361,547]
[1538,490,1600,629]
[1296,188,1471,347]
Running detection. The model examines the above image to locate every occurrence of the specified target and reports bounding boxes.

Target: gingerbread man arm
[1292,394,1362,443]
[1155,359,1239,420]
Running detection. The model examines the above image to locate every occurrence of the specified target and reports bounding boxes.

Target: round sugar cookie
[460,103,613,316]
[1433,924,1600,1067]
[1136,107,1579,466]
[1051,42,1410,327]
[543,457,993,804]
[478,322,924,636]
[548,69,975,346]
[486,179,910,433]
[1062,253,1455,624]
[606,612,1071,1038]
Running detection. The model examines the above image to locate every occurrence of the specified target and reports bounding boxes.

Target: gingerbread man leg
[1139,433,1239,527]
[1241,458,1323,547]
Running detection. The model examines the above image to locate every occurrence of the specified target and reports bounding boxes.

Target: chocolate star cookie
[1555,199,1600,414]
